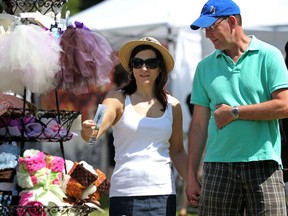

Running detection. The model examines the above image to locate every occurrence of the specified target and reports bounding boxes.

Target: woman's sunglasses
[131,58,160,69]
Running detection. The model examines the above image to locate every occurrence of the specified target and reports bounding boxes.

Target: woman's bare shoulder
[168,94,181,107]
[104,90,126,105]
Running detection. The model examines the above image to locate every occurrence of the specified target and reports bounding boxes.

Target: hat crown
[190,0,240,30]
[201,0,240,17]
[140,37,161,45]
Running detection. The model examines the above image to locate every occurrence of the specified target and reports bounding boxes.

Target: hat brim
[118,39,174,74]
[190,16,218,30]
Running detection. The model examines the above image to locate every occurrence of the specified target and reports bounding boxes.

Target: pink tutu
[0,24,62,94]
[56,22,118,95]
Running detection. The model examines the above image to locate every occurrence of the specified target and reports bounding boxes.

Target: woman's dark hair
[121,45,169,111]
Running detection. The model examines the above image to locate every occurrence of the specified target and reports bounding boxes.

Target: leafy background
[67,0,104,16]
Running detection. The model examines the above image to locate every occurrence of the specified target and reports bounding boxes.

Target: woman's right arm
[81,91,125,142]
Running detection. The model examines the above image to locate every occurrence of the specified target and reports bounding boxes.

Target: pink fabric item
[45,155,64,173]
[56,23,118,95]
[19,151,46,173]
[0,93,26,116]
[18,191,46,216]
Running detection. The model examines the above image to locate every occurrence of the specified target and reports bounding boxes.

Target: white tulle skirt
[0,24,62,94]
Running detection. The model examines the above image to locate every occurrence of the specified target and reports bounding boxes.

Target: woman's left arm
[169,97,188,181]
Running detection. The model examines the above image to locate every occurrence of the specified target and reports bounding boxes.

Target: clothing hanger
[0,13,21,32]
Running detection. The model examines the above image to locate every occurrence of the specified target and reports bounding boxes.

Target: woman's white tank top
[110,95,176,197]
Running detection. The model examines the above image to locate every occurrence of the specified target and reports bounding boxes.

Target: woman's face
[131,49,160,86]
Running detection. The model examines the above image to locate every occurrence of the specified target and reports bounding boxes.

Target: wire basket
[1,0,67,16]
[0,108,81,142]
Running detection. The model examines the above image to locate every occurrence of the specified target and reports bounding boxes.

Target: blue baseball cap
[190,0,240,30]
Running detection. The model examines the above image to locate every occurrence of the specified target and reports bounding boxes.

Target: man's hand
[186,177,201,208]
[214,104,235,128]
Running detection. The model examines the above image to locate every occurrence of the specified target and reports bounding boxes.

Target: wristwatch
[231,106,240,119]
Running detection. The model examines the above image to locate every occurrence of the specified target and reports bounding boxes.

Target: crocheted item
[0,142,20,155]
[17,149,65,189]
[65,177,85,199]
[69,163,97,187]
[16,150,66,215]
[0,152,18,169]
[45,154,64,186]
[62,161,98,199]
[89,169,110,201]
[95,169,110,193]
[18,186,66,216]
[0,168,15,182]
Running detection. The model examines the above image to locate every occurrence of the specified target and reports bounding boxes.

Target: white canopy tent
[70,0,204,49]
[70,0,288,132]
[70,0,288,49]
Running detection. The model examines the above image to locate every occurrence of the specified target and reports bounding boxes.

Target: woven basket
[66,178,85,199]
[0,168,16,182]
[95,169,110,193]
[70,163,97,187]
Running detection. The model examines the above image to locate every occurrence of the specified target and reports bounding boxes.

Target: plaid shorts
[198,160,286,216]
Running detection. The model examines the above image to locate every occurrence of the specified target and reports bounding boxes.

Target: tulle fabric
[56,23,118,95]
[0,24,62,94]
[0,30,25,94]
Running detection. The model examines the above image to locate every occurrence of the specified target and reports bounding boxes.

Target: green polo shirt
[191,36,288,165]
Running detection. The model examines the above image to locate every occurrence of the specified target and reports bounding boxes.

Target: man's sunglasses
[131,58,160,69]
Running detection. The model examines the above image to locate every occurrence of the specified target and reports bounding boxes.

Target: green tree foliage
[66,0,104,16]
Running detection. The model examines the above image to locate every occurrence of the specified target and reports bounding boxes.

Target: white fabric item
[0,24,61,94]
[110,95,175,197]
[0,182,14,191]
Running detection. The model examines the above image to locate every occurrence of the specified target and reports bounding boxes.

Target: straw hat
[118,37,174,73]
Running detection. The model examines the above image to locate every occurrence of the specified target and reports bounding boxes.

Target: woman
[81,37,187,215]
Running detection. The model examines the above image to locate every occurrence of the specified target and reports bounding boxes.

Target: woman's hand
[81,119,96,142]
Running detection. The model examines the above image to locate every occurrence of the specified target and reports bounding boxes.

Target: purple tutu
[56,22,118,95]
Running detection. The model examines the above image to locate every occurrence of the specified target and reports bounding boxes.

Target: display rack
[2,0,67,17]
[0,1,105,215]
[0,205,98,216]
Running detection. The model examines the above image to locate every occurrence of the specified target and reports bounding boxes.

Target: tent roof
[70,0,288,49]
[70,0,202,31]
[71,0,288,31]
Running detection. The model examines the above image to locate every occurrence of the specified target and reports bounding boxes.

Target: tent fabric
[70,0,288,32]
[70,0,288,50]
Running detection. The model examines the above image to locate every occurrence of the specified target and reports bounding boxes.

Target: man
[186,0,288,215]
